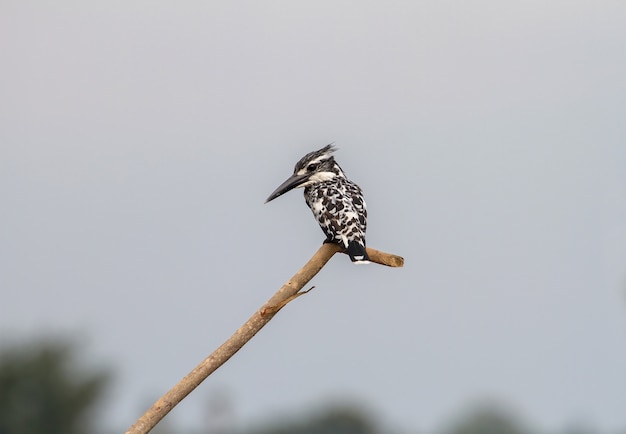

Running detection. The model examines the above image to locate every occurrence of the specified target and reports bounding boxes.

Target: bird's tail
[347,241,370,264]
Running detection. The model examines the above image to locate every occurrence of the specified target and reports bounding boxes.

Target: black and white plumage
[265,144,369,263]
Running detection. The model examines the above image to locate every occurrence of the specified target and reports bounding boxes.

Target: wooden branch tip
[364,247,404,267]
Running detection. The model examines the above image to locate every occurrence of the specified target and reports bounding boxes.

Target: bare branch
[125,244,403,434]
[364,247,405,267]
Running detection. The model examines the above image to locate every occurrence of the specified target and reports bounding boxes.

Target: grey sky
[1,1,625,432]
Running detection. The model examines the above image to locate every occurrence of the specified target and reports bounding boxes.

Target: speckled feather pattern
[304,176,367,253]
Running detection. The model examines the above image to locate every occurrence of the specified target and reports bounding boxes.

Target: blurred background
[1,1,625,433]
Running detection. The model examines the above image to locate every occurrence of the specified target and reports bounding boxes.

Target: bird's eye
[307,163,318,171]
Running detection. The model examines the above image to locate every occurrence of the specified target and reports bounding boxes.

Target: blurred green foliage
[251,405,377,434]
[0,338,612,434]
[442,404,530,434]
[0,339,111,434]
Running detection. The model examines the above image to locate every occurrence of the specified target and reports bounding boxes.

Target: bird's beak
[265,173,310,203]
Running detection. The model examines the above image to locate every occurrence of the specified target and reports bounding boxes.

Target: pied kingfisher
[265,144,369,264]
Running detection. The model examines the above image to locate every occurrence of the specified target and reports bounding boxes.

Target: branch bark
[125,244,403,434]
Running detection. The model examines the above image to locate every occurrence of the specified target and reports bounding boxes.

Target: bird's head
[265,144,345,203]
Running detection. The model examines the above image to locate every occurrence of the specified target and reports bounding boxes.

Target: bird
[265,144,370,264]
